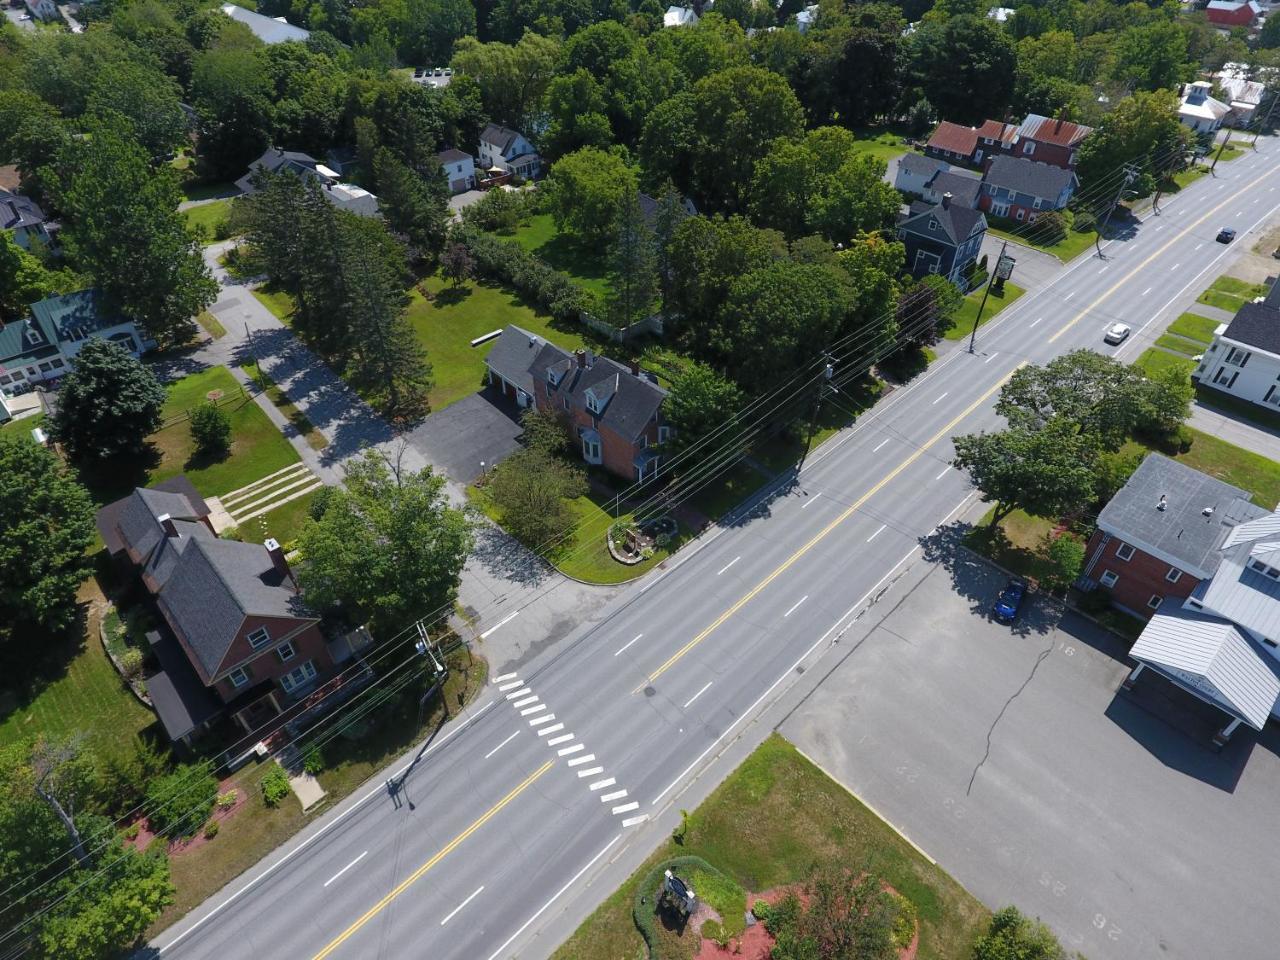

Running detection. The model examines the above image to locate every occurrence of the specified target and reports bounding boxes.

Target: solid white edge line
[484,835,621,960]
[480,610,520,639]
[682,681,713,709]
[440,886,485,926]
[614,634,643,656]
[156,697,497,953]
[321,850,368,888]
[483,730,520,761]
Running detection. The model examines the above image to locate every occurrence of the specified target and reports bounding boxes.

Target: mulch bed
[126,777,247,856]
[692,883,918,960]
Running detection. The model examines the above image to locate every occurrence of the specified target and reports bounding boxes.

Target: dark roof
[97,476,209,557]
[0,314,59,367]
[1222,300,1280,355]
[483,325,545,396]
[927,121,979,156]
[30,290,124,345]
[146,627,223,741]
[636,192,696,230]
[528,344,667,442]
[901,200,986,246]
[897,153,949,179]
[1096,453,1266,578]
[158,536,314,681]
[982,155,1075,200]
[237,149,335,192]
[0,189,46,231]
[926,170,982,208]
[480,123,520,152]
[438,148,473,165]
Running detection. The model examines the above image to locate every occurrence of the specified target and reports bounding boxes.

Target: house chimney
[157,513,178,538]
[941,192,952,209]
[264,537,295,586]
[575,349,587,369]
[1157,495,1167,511]
[629,359,640,377]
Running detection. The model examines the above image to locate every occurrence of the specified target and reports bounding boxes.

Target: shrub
[261,763,291,807]
[1032,210,1067,245]
[450,226,595,323]
[203,820,219,839]
[215,789,238,809]
[189,401,231,458]
[891,893,917,950]
[751,899,771,923]
[631,856,722,959]
[672,808,691,845]
[302,747,325,775]
[1072,209,1097,233]
[701,919,725,946]
[145,764,218,840]
[973,906,1069,960]
[762,891,801,935]
[1041,532,1085,593]
[119,647,145,680]
[122,822,141,840]
[1167,424,1194,453]
[1077,587,1112,614]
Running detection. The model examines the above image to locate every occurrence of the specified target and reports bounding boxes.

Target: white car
[1103,322,1131,345]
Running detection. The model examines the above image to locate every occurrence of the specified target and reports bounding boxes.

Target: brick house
[924,114,1090,172]
[483,325,669,482]
[97,479,345,744]
[1008,114,1091,170]
[1084,454,1280,739]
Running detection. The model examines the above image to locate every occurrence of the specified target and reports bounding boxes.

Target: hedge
[451,225,597,324]
[632,855,731,959]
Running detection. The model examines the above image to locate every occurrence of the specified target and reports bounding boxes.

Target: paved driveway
[781,532,1280,960]
[404,387,524,485]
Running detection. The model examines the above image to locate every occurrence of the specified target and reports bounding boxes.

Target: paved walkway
[1190,399,1280,465]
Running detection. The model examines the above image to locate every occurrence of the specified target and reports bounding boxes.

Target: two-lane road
[151,143,1280,960]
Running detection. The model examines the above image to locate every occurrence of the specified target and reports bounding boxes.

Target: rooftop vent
[1203,506,1215,518]
[1157,494,1167,511]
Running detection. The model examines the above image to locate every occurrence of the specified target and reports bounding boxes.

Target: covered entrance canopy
[1126,600,1280,736]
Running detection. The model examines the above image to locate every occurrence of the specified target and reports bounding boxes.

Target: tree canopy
[51,338,167,463]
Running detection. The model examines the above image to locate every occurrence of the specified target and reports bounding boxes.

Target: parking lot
[781,534,1280,960]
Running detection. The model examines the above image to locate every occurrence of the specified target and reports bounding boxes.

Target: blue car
[991,578,1027,623]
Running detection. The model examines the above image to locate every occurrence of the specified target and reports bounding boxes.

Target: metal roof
[1095,453,1264,578]
[219,4,310,43]
[1200,540,1280,644]
[1131,600,1280,730]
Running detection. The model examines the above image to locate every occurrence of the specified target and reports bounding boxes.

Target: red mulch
[125,777,247,856]
[692,884,918,960]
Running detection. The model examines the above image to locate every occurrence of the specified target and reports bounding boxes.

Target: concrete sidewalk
[1191,398,1280,465]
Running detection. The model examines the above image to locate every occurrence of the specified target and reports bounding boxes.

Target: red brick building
[924,114,1091,173]
[484,325,669,482]
[98,479,341,743]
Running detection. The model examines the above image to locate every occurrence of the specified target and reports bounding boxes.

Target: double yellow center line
[312,760,553,960]
[637,364,1026,691]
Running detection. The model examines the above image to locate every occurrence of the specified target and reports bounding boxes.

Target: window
[1265,638,1278,648]
[1099,570,1119,588]
[1015,209,1025,222]
[1023,142,1035,155]
[585,392,600,414]
[546,368,557,385]
[562,396,569,411]
[582,435,601,463]
[275,641,296,663]
[658,425,671,444]
[991,201,1010,217]
[1032,198,1042,210]
[927,220,938,231]
[1115,543,1135,561]
[637,434,647,450]
[1248,559,1280,578]
[246,626,270,649]
[228,666,251,688]
[1188,599,1204,610]
[1165,567,1182,584]
[279,660,317,694]
[914,250,941,275]
[1224,347,1250,368]
[1147,595,1162,609]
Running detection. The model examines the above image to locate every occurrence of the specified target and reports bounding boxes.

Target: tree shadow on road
[467,521,554,588]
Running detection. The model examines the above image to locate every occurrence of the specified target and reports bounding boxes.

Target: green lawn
[498,213,612,299]
[943,281,1026,340]
[182,199,235,242]
[1213,141,1246,163]
[1168,165,1210,192]
[849,126,912,165]
[1197,276,1269,313]
[1154,334,1203,357]
[986,211,1098,262]
[406,275,586,412]
[195,310,227,340]
[1167,312,1219,344]
[0,582,156,765]
[251,287,296,324]
[1134,348,1197,378]
[686,457,773,522]
[553,735,988,960]
[240,362,327,450]
[963,508,1060,584]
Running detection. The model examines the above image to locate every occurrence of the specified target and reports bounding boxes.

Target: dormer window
[927,220,937,231]
[586,391,600,414]
[546,368,558,386]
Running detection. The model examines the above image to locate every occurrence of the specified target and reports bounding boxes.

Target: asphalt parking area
[404,387,524,484]
[781,546,1280,960]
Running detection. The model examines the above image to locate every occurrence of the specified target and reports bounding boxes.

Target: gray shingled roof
[898,153,949,179]
[483,325,545,396]
[0,189,46,231]
[1096,453,1265,578]
[158,536,313,681]
[903,200,986,246]
[529,344,666,441]
[146,627,223,741]
[438,148,472,165]
[1130,599,1280,730]
[1221,301,1280,356]
[926,170,982,209]
[116,488,207,563]
[983,155,1076,201]
[144,519,214,590]
[481,123,520,153]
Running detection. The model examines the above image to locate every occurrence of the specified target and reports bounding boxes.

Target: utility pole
[967,240,1008,355]
[1095,163,1139,260]
[1209,128,1231,174]
[1151,142,1185,215]
[797,359,833,472]
[1252,89,1279,146]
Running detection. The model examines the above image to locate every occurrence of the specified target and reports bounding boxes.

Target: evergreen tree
[607,187,658,326]
[371,147,450,262]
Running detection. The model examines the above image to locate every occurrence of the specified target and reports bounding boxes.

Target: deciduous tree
[485,448,587,551]
[665,360,743,457]
[544,147,638,247]
[51,338,166,463]
[189,401,231,458]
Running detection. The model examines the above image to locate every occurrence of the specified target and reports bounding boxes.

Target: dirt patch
[693,884,918,960]
[128,777,248,856]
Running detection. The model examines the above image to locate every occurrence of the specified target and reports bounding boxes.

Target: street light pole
[967,240,1007,355]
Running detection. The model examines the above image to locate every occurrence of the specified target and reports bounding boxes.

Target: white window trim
[276,640,296,663]
[658,425,671,444]
[228,666,250,688]
[280,660,317,694]
[247,626,271,650]
[1165,567,1182,584]
[1099,570,1119,588]
[1147,594,1163,609]
[1115,543,1135,561]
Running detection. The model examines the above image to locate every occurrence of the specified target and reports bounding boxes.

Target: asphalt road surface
[151,144,1280,960]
